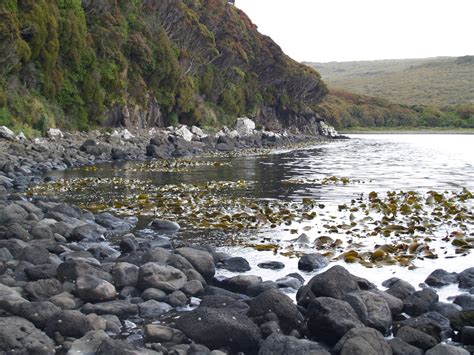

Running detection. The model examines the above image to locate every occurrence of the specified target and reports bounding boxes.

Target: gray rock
[372,290,404,316]
[258,261,285,270]
[20,245,52,266]
[16,301,61,329]
[141,288,167,302]
[333,327,392,355]
[297,253,329,272]
[388,337,424,355]
[175,247,215,280]
[0,126,16,140]
[220,274,263,295]
[306,297,364,345]
[395,325,438,350]
[276,275,304,290]
[384,278,416,300]
[81,300,138,318]
[462,326,474,345]
[176,307,261,353]
[425,343,470,355]
[454,294,474,311]
[458,268,474,289]
[95,212,133,234]
[425,269,458,287]
[258,333,330,355]
[57,259,113,283]
[76,275,117,302]
[305,265,360,300]
[144,324,186,344]
[450,310,474,331]
[149,219,180,231]
[344,290,392,334]
[138,299,172,318]
[68,330,109,355]
[167,290,188,307]
[247,280,279,297]
[138,262,187,292]
[181,280,204,296]
[248,289,305,334]
[199,295,249,312]
[0,204,28,224]
[403,288,439,316]
[0,316,55,354]
[119,234,139,253]
[70,223,106,242]
[0,247,13,262]
[24,278,63,301]
[431,301,462,319]
[396,311,451,341]
[111,262,139,287]
[219,256,251,272]
[49,291,79,310]
[46,310,94,338]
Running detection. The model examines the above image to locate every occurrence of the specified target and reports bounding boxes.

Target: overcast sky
[236,0,474,63]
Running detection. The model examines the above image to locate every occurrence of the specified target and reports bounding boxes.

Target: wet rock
[167,290,188,307]
[450,310,474,331]
[181,280,204,297]
[344,290,392,334]
[0,204,28,224]
[138,299,172,318]
[46,310,94,338]
[306,297,364,345]
[175,307,261,353]
[333,327,392,355]
[175,247,215,280]
[69,223,106,242]
[431,301,462,319]
[16,301,61,329]
[95,212,133,234]
[76,275,117,302]
[119,234,139,253]
[395,325,438,350]
[258,333,330,355]
[247,280,279,297]
[25,263,58,281]
[141,288,167,302]
[247,289,305,334]
[0,126,16,140]
[458,268,474,289]
[68,330,109,354]
[396,311,450,341]
[305,265,360,300]
[234,117,256,136]
[258,261,285,270]
[372,290,404,316]
[388,337,424,355]
[24,278,63,301]
[149,219,180,231]
[218,256,251,272]
[297,253,328,272]
[138,262,187,292]
[199,295,249,312]
[0,316,55,354]
[425,343,470,355]
[403,288,439,316]
[57,259,112,283]
[461,326,474,345]
[81,300,138,318]
[383,278,416,300]
[425,269,458,287]
[0,247,13,262]
[144,324,186,344]
[219,275,261,295]
[454,294,474,311]
[276,275,304,290]
[49,292,79,310]
[111,262,139,288]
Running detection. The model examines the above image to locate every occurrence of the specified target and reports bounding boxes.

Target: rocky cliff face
[0,0,327,134]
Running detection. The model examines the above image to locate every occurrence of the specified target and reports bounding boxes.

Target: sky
[236,0,474,63]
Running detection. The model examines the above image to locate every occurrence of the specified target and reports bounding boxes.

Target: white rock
[191,126,206,138]
[234,117,256,136]
[47,128,64,139]
[318,121,339,138]
[0,126,15,140]
[228,130,240,139]
[33,138,48,145]
[16,132,27,141]
[121,129,134,140]
[175,126,194,142]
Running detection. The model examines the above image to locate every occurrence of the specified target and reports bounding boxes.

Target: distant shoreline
[340,128,474,135]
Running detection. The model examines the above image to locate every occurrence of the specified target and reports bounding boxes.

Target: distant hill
[306,56,474,106]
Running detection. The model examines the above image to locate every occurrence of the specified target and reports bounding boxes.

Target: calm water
[45,134,474,298]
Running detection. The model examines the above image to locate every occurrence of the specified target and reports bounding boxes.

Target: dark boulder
[388,337,424,355]
[175,307,261,353]
[45,310,94,338]
[57,259,113,283]
[425,343,470,355]
[199,295,249,312]
[425,269,458,287]
[218,256,251,272]
[304,265,360,300]
[403,288,439,316]
[395,325,438,350]
[454,294,474,311]
[16,301,61,329]
[383,277,416,300]
[175,247,215,280]
[75,275,117,302]
[258,333,330,355]
[297,253,329,272]
[458,267,474,289]
[81,300,138,318]
[333,327,392,355]
[306,297,364,345]
[24,278,63,301]
[137,262,187,292]
[258,261,285,270]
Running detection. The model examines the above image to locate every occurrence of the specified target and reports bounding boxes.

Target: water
[43,134,474,300]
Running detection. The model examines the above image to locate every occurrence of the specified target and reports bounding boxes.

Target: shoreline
[340,128,474,134]
[0,125,473,354]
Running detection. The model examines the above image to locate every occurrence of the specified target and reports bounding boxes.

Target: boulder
[220,274,263,295]
[388,337,424,355]
[111,262,138,288]
[425,269,458,287]
[459,268,474,289]
[344,291,392,334]
[403,288,439,316]
[175,126,194,142]
[395,325,438,350]
[68,330,109,354]
[396,311,450,340]
[81,300,138,318]
[431,301,462,319]
[167,290,188,307]
[142,288,167,302]
[199,295,249,312]
[47,128,64,140]
[175,247,215,280]
[144,324,186,344]
[425,343,470,355]
[138,299,172,318]
[372,290,404,316]
[0,126,16,140]
[461,326,474,345]
[181,280,204,297]
[333,327,392,355]
[258,261,285,270]
[148,219,180,231]
[24,278,63,301]
[383,278,416,300]
[219,256,251,272]
[234,117,256,136]
[276,275,304,290]
[247,289,305,334]
[16,301,61,329]
[306,297,364,345]
[69,223,106,242]
[138,262,187,292]
[176,307,261,353]
[298,253,329,272]
[76,275,117,302]
[45,310,94,338]
[0,316,55,354]
[25,264,58,281]
[305,265,360,300]
[0,204,28,224]
[258,333,330,355]
[450,310,474,331]
[57,259,113,283]
[454,294,474,311]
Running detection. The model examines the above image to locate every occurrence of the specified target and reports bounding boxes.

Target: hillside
[0,0,327,136]
[306,56,474,107]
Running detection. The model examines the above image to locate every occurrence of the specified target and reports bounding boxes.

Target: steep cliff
[0,0,327,135]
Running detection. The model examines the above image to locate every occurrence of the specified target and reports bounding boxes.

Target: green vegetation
[307,56,474,106]
[0,0,326,135]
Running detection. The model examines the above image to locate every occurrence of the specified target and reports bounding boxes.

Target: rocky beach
[0,120,472,355]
